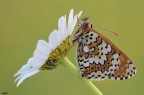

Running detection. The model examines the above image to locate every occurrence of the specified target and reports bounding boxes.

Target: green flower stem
[62,57,103,95]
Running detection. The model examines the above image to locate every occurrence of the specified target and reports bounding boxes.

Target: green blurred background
[0,0,144,95]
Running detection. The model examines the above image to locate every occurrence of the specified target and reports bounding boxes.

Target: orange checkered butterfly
[73,17,136,80]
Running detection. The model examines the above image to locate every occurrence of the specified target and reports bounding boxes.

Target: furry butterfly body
[73,17,136,80]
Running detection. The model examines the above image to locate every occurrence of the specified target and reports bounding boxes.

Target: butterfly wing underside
[77,28,136,80]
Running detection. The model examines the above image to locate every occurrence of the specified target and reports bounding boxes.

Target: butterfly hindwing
[77,30,120,80]
[109,53,136,80]
[88,28,137,80]
[77,28,136,80]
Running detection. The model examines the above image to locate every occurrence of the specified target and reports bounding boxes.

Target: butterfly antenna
[95,24,119,36]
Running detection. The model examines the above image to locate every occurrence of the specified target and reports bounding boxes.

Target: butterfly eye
[80,21,89,27]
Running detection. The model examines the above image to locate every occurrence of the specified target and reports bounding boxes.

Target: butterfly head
[73,17,92,43]
[78,17,89,27]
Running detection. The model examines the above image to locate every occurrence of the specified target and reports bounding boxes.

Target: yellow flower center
[40,36,74,70]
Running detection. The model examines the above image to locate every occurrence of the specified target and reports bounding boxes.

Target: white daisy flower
[14,9,82,87]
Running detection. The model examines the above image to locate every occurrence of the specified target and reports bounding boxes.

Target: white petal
[49,30,60,49]
[68,9,74,32]
[78,11,83,18]
[16,68,35,76]
[28,57,46,67]
[14,75,22,83]
[37,40,49,48]
[33,40,52,61]
[14,64,30,77]
[58,16,67,40]
[57,29,63,44]
[61,15,68,39]
[34,51,47,60]
[14,68,39,83]
[68,10,82,35]
[51,30,61,45]
[69,14,78,34]
[16,69,39,87]
[34,40,51,56]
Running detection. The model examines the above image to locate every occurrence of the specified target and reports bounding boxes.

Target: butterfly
[73,17,136,80]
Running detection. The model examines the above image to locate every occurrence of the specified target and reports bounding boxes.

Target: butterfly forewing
[76,26,136,80]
